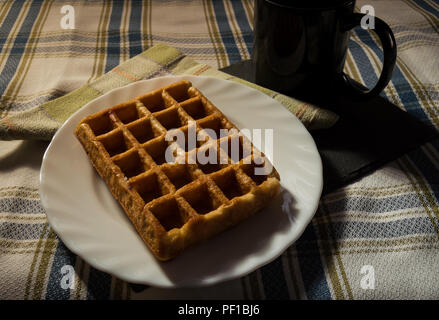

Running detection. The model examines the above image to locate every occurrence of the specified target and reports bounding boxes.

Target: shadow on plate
[149,186,298,288]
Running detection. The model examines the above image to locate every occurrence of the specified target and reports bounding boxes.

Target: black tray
[220,60,439,195]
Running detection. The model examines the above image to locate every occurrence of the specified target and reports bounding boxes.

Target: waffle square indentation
[148,197,191,231]
[138,90,167,113]
[168,125,204,153]
[113,150,148,178]
[130,171,170,204]
[154,107,186,130]
[220,135,251,163]
[143,137,170,165]
[112,102,142,124]
[97,129,131,157]
[192,143,226,174]
[127,118,159,144]
[197,161,222,175]
[211,168,250,200]
[165,84,190,102]
[240,158,270,185]
[198,116,234,141]
[180,97,213,120]
[161,164,195,190]
[179,183,221,215]
[86,112,115,136]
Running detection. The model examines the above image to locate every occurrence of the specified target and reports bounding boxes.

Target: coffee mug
[252,0,397,99]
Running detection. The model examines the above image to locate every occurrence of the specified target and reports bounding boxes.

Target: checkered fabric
[0,0,438,299]
[0,42,339,140]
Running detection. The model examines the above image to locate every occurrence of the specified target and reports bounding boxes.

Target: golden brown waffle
[74,80,281,261]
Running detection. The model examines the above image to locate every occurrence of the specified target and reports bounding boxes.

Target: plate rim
[40,75,323,287]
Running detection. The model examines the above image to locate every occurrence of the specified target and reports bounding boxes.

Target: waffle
[74,80,281,261]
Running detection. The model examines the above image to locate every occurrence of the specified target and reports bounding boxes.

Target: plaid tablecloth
[1,0,438,300]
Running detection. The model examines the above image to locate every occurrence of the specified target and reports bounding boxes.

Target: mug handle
[342,13,397,98]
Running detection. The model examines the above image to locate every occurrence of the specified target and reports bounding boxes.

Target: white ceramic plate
[40,75,322,288]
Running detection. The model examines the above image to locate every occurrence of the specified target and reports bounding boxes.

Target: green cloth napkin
[0,43,338,140]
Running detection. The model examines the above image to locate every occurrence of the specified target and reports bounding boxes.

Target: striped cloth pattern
[0,0,438,299]
[0,43,339,140]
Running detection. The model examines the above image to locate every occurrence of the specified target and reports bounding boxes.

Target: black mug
[253,0,397,99]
